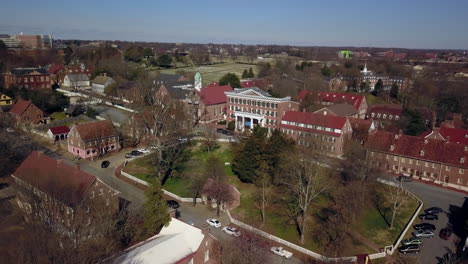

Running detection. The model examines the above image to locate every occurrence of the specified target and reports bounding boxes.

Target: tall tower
[194,72,202,91]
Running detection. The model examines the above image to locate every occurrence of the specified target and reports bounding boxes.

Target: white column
[250,118,254,129]
[242,116,245,132]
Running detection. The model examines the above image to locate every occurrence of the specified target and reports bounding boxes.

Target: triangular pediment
[238,89,266,97]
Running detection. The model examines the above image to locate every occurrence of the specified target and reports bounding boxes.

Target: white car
[206,219,221,228]
[222,226,241,237]
[271,247,293,259]
[138,148,150,154]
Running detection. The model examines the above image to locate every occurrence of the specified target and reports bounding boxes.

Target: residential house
[280,111,353,157]
[12,151,120,229]
[196,83,233,123]
[366,130,468,191]
[47,126,70,141]
[9,99,45,125]
[91,74,115,93]
[65,104,85,117]
[225,87,299,135]
[0,93,14,106]
[111,218,220,264]
[3,68,51,89]
[313,103,359,118]
[62,73,90,89]
[154,73,194,102]
[297,90,368,119]
[67,120,120,159]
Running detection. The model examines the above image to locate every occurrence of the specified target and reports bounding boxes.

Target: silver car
[412,229,434,238]
[401,237,423,246]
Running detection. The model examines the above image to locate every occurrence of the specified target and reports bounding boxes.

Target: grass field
[158,62,259,85]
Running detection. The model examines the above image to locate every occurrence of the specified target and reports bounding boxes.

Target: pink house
[67,120,120,159]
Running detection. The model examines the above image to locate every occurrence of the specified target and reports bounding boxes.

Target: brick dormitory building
[366,130,468,192]
[3,68,51,89]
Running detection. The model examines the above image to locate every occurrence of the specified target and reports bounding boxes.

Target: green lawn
[158,62,258,85]
[50,112,67,120]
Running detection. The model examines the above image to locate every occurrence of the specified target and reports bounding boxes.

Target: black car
[397,175,412,182]
[166,200,180,209]
[398,245,420,254]
[101,160,110,168]
[413,223,436,231]
[424,207,444,215]
[222,129,234,135]
[216,128,224,133]
[131,150,143,156]
[419,213,438,220]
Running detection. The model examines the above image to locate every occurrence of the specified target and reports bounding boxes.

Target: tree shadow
[372,191,391,227]
[447,197,468,255]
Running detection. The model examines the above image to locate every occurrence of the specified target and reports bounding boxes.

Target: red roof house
[47,126,70,141]
[196,84,233,123]
[422,126,468,145]
[9,99,45,125]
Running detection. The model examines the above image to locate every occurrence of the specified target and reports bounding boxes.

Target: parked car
[131,150,143,156]
[439,227,453,240]
[412,229,434,238]
[138,148,150,154]
[6,128,14,133]
[271,247,293,258]
[397,175,412,182]
[125,153,135,158]
[401,237,423,246]
[101,160,110,168]
[166,200,180,209]
[398,245,420,254]
[221,129,234,135]
[419,213,438,220]
[178,137,188,143]
[413,223,436,231]
[424,207,444,215]
[206,219,221,228]
[216,128,224,133]
[222,226,241,237]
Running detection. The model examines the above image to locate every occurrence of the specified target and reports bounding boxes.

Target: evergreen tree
[232,126,267,183]
[157,54,173,68]
[142,47,154,58]
[242,69,249,78]
[143,179,170,233]
[248,68,255,78]
[372,79,384,96]
[219,73,241,88]
[124,46,144,62]
[390,83,399,99]
[264,129,295,183]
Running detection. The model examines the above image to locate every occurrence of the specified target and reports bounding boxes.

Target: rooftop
[297,90,365,110]
[73,120,117,142]
[197,84,233,105]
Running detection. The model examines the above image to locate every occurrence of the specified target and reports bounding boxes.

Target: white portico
[234,111,265,131]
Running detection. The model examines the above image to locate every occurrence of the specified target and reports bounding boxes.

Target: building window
[204,250,210,262]
[458,178,463,184]
[401,158,405,163]
[446,166,450,172]
[416,160,420,165]
[425,162,429,167]
[409,159,413,164]
[460,169,465,174]
[393,156,398,161]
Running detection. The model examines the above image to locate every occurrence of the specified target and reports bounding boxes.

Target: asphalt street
[389,176,467,263]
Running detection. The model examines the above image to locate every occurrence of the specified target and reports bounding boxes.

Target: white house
[62,73,90,89]
[91,74,115,93]
[47,126,70,141]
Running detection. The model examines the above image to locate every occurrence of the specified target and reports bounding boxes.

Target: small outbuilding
[47,126,70,141]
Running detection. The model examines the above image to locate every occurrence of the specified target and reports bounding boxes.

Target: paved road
[93,105,130,125]
[176,203,304,264]
[386,175,467,263]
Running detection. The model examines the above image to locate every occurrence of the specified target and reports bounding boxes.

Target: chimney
[103,72,107,77]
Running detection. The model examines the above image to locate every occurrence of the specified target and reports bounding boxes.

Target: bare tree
[220,231,269,264]
[281,150,331,244]
[254,160,270,225]
[200,123,218,152]
[388,181,405,229]
[202,156,234,216]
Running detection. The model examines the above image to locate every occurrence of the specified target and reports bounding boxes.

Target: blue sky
[1,0,467,49]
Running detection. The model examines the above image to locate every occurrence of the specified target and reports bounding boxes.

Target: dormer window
[371,113,375,118]
[383,114,387,119]
[390,145,395,151]
[389,115,393,120]
[377,113,381,118]
[395,116,400,120]
[420,150,425,156]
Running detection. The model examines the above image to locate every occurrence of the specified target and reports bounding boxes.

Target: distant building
[62,73,90,89]
[225,87,299,134]
[111,218,220,264]
[340,64,410,91]
[3,68,51,89]
[338,50,352,59]
[67,120,120,159]
[240,78,272,90]
[9,99,45,125]
[366,104,403,128]
[280,111,352,157]
[297,90,368,119]
[367,130,467,191]
[313,103,359,118]
[91,74,115,93]
[154,73,194,102]
[421,125,468,145]
[196,83,233,123]
[0,34,21,48]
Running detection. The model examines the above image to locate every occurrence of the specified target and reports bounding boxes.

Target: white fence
[119,170,202,203]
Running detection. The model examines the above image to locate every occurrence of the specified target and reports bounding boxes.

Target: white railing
[119,170,202,203]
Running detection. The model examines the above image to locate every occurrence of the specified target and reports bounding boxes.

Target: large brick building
[225,87,299,134]
[12,151,120,228]
[367,130,468,192]
[196,83,233,124]
[3,68,51,89]
[280,111,352,157]
[297,90,368,119]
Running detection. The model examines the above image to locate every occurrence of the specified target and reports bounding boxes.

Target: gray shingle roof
[66,73,89,82]
[10,68,49,75]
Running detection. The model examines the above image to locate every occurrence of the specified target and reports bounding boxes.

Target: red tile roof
[281,111,347,137]
[196,84,233,105]
[49,126,70,135]
[423,125,468,145]
[12,151,96,207]
[297,90,364,110]
[48,63,64,74]
[367,131,467,169]
[241,79,271,89]
[9,99,33,116]
[368,104,402,117]
[74,120,117,142]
